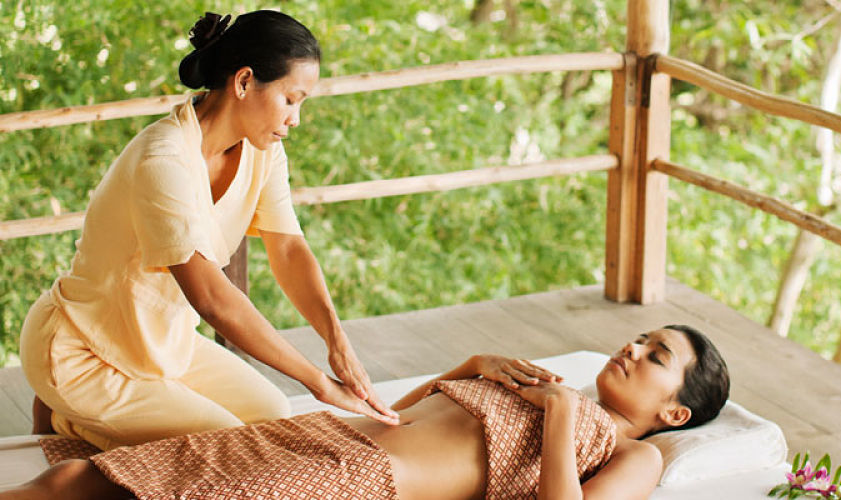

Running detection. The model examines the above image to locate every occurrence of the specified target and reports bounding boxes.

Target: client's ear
[659,403,691,428]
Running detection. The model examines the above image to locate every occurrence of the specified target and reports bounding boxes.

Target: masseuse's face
[596,328,695,430]
[238,60,320,150]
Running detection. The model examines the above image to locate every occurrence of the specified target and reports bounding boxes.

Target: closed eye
[648,352,664,366]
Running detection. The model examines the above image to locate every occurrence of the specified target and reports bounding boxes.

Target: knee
[247,391,291,423]
[262,393,291,421]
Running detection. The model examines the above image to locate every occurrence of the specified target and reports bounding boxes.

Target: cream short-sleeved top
[50,94,302,379]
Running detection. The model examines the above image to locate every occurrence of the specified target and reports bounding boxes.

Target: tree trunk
[470,0,494,24]
[834,340,841,363]
[767,27,841,345]
[768,230,821,336]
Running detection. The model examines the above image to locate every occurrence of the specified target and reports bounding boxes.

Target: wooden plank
[0,367,34,419]
[605,54,640,302]
[0,367,32,436]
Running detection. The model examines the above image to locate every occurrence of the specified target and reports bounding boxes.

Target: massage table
[0,351,788,498]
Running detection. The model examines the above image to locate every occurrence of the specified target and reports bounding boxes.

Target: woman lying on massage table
[4,324,729,500]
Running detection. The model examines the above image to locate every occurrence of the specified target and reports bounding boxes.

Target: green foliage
[1,0,840,366]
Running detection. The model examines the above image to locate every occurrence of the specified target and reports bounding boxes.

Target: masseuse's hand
[328,339,399,425]
[474,354,562,390]
[314,374,400,425]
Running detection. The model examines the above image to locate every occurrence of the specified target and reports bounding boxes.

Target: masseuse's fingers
[329,348,369,400]
[363,387,399,424]
[318,377,399,425]
[329,346,399,422]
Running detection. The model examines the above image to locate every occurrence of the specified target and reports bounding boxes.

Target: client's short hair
[664,324,730,431]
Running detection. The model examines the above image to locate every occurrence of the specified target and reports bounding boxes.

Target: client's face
[596,328,696,430]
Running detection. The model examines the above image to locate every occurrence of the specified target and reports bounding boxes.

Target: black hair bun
[179,12,231,89]
[189,12,231,50]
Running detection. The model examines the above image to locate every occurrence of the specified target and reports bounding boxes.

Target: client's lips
[609,357,628,376]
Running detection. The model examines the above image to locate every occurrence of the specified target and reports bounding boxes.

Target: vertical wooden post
[605,0,671,304]
[605,54,639,302]
[216,237,248,345]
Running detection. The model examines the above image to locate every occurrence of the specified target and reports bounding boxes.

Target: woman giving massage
[4,324,729,500]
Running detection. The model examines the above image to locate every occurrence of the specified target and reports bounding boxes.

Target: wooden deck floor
[1,279,839,459]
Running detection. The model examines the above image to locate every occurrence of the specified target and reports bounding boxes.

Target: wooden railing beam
[652,159,841,247]
[0,155,617,241]
[0,54,623,133]
[656,54,841,135]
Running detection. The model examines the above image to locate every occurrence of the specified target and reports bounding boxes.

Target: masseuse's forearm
[205,283,325,390]
[261,232,345,346]
[538,396,582,500]
[171,254,327,394]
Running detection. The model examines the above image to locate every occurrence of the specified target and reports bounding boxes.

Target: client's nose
[622,342,641,360]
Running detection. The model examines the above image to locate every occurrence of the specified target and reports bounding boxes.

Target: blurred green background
[1,0,840,367]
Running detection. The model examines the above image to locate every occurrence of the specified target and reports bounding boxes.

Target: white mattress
[0,351,787,497]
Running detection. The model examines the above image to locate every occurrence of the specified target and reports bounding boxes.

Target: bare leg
[0,459,130,500]
[30,397,54,435]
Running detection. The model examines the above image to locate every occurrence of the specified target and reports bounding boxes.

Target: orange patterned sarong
[89,411,397,500]
[432,378,616,499]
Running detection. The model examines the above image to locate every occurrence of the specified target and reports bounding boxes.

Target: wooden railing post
[605,0,671,304]
[216,237,248,345]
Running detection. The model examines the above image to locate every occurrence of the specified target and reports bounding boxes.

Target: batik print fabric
[89,411,398,500]
[431,378,617,499]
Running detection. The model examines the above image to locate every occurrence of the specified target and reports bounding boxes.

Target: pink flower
[803,467,837,497]
[786,462,815,489]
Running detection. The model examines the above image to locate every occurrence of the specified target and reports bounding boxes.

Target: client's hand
[474,355,562,390]
[313,374,400,426]
[508,380,579,413]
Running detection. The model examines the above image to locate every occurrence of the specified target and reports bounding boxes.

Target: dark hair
[179,10,321,90]
[664,324,730,431]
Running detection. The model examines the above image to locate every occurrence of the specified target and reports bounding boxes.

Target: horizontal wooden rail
[651,159,841,247]
[293,155,616,205]
[0,155,617,240]
[656,54,841,135]
[0,53,623,133]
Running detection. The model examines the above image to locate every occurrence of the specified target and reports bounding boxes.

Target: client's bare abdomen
[344,393,487,500]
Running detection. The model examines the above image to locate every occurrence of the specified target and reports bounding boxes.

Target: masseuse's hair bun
[179,12,231,89]
[178,10,321,91]
[189,12,231,50]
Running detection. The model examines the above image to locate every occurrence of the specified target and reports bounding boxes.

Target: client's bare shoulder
[581,437,662,499]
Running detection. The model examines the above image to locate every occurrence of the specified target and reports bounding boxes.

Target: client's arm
[392,355,560,411]
[516,383,662,499]
[511,383,583,499]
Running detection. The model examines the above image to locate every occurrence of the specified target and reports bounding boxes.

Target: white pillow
[644,400,787,485]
